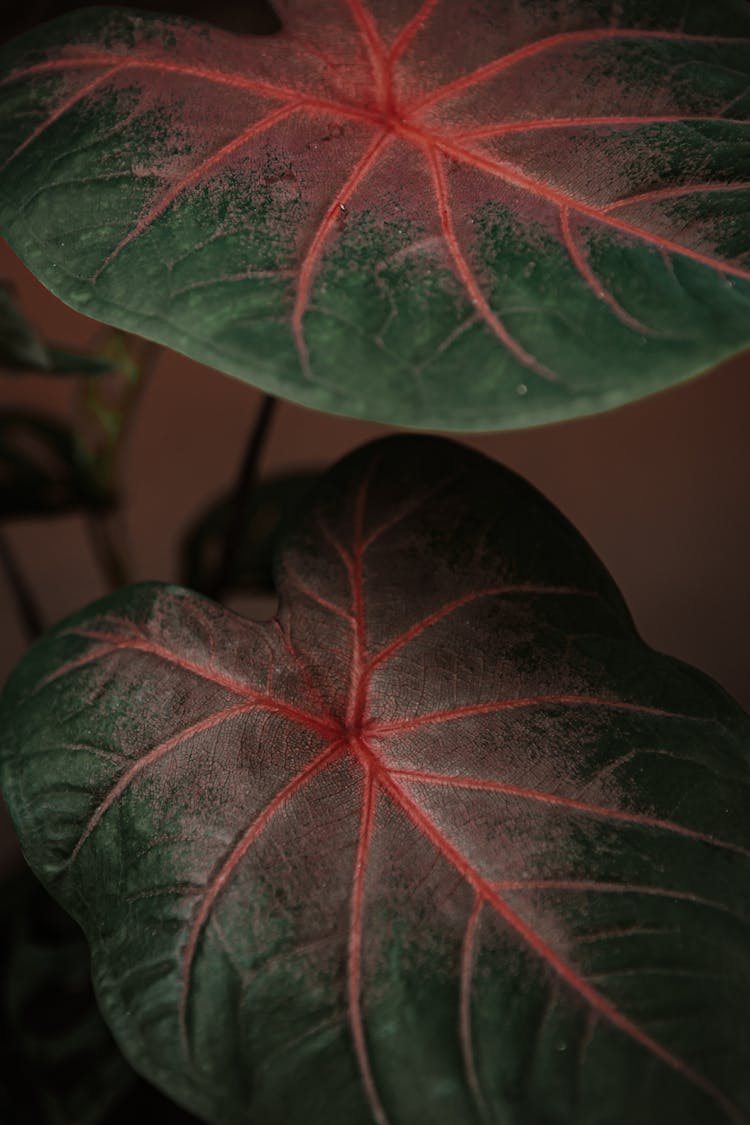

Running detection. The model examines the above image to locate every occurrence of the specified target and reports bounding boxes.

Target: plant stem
[210,394,278,600]
[0,528,43,640]
[77,334,161,592]
[86,508,131,592]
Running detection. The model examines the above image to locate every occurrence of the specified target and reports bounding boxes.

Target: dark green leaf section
[1,436,750,1123]
[0,3,748,428]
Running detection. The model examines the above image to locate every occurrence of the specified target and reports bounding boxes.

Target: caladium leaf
[2,436,750,1123]
[1,5,749,429]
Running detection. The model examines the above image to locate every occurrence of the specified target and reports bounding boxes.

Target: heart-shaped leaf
[1,4,749,429]
[2,436,750,1124]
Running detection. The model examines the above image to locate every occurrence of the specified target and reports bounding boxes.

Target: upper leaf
[0,2,749,428]
[2,435,750,1123]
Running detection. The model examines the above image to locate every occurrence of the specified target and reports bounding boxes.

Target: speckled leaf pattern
[2,436,750,1124]
[0,2,749,428]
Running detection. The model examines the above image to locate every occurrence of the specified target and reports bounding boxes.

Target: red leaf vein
[366,584,591,679]
[67,702,259,865]
[180,740,346,1056]
[560,206,652,333]
[451,115,750,141]
[387,0,442,64]
[65,629,339,737]
[347,766,388,1125]
[93,102,301,281]
[374,695,700,734]
[374,763,742,1122]
[603,180,750,213]
[347,470,372,729]
[343,0,390,111]
[430,133,750,283]
[285,567,355,623]
[292,130,392,379]
[492,880,746,921]
[423,143,557,380]
[408,28,750,114]
[460,894,487,1119]
[389,767,750,860]
[0,63,126,171]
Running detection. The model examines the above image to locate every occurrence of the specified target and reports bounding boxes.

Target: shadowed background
[1,0,748,870]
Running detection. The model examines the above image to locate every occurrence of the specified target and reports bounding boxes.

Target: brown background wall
[1,0,749,870]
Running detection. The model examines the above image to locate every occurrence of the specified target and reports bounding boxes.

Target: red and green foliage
[1,2,749,428]
[2,437,749,1124]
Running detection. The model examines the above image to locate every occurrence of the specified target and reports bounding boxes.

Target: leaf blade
[2,439,750,1122]
[0,3,748,427]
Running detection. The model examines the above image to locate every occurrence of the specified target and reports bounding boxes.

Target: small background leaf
[73,331,154,503]
[0,411,107,518]
[0,283,47,371]
[0,865,200,1124]
[0,283,111,377]
[182,471,317,595]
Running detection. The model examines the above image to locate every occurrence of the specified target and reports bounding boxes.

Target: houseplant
[0,2,749,1122]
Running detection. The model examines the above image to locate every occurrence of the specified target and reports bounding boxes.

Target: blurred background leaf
[183,472,317,596]
[1,284,112,378]
[73,332,154,505]
[0,411,106,519]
